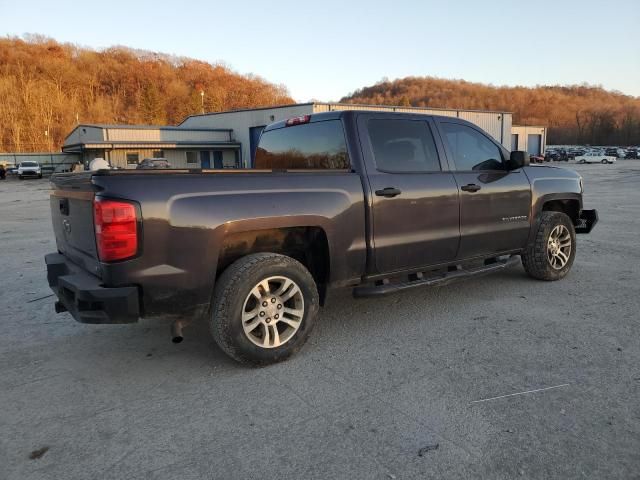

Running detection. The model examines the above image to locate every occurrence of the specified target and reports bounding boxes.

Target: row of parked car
[0,158,173,180]
[547,146,640,160]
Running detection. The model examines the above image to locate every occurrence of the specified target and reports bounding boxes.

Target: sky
[1,0,638,101]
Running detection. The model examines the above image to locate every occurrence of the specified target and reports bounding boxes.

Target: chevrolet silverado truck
[45,111,598,365]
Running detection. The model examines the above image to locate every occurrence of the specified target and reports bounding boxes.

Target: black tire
[38,174,42,179]
[18,176,23,180]
[521,211,576,281]
[210,252,319,366]
[601,159,607,164]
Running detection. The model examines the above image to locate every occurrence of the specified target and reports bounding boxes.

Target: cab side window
[441,123,504,171]
[367,119,441,172]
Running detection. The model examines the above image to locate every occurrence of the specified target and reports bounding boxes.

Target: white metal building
[179,103,513,167]
[510,125,547,156]
[63,124,241,169]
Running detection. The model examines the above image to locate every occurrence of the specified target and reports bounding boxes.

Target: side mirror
[508,151,530,170]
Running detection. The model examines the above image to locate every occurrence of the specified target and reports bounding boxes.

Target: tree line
[341,76,640,146]
[0,36,293,152]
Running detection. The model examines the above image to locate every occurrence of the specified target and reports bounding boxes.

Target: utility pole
[200,90,205,114]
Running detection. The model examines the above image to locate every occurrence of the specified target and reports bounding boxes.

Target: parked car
[604,148,620,157]
[625,149,639,159]
[530,154,545,163]
[45,111,598,365]
[17,161,42,179]
[575,153,616,164]
[136,158,171,169]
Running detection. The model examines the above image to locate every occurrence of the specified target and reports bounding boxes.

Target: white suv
[18,161,42,179]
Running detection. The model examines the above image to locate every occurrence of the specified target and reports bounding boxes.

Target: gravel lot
[1,162,639,480]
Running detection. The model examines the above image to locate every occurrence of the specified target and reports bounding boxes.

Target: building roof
[179,102,511,124]
[73,123,232,132]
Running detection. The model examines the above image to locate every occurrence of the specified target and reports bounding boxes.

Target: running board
[353,255,520,298]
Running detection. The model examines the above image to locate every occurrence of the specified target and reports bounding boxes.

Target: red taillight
[285,115,311,127]
[93,198,138,262]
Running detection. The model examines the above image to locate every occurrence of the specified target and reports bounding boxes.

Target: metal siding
[458,111,506,146]
[179,105,314,167]
[176,103,513,164]
[104,128,230,142]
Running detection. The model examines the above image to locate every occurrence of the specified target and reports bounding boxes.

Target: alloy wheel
[547,224,572,269]
[241,276,304,348]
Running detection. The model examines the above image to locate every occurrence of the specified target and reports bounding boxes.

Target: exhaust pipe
[171,320,186,344]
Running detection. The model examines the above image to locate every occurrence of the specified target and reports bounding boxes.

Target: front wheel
[522,211,576,281]
[210,253,319,366]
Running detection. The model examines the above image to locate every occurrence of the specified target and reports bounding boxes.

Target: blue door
[200,151,210,168]
[213,151,223,168]
[249,126,266,167]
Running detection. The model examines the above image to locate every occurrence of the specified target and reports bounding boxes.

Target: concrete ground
[1,162,639,480]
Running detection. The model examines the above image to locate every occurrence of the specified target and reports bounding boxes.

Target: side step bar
[353,255,520,298]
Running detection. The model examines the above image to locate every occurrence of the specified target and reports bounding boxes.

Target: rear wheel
[522,211,576,281]
[601,159,607,164]
[210,253,319,366]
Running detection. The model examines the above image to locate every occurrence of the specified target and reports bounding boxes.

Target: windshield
[20,162,39,167]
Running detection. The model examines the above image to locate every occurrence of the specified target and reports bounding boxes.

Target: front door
[437,121,532,259]
[358,114,460,274]
[200,151,211,168]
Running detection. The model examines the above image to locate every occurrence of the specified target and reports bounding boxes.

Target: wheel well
[542,199,580,224]
[216,227,330,304]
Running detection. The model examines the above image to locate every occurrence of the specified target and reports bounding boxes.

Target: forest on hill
[341,77,640,145]
[0,36,293,152]
[2,37,638,152]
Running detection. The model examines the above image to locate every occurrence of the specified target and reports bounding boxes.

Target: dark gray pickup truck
[46,110,597,365]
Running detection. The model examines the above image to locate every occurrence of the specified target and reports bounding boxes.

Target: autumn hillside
[0,36,293,152]
[341,77,640,145]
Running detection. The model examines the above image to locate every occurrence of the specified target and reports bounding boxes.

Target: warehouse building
[62,124,241,169]
[179,103,513,167]
[510,125,547,156]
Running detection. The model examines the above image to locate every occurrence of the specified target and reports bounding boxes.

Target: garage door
[249,126,266,167]
[511,134,519,151]
[527,134,542,155]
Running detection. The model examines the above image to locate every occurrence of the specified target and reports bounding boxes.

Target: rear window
[254,120,350,169]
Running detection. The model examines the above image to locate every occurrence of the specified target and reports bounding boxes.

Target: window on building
[254,120,349,169]
[367,119,441,172]
[126,153,139,165]
[186,151,198,164]
[441,123,504,171]
[152,150,164,159]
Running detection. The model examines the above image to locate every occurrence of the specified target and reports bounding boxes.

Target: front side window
[367,119,440,172]
[441,123,504,171]
[254,120,349,169]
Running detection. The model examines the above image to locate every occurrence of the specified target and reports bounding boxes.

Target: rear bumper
[45,253,140,324]
[575,209,598,234]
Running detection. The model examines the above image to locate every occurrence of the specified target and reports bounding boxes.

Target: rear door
[436,121,531,259]
[358,114,460,274]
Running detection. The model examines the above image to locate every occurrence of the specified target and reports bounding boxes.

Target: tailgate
[49,173,101,276]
